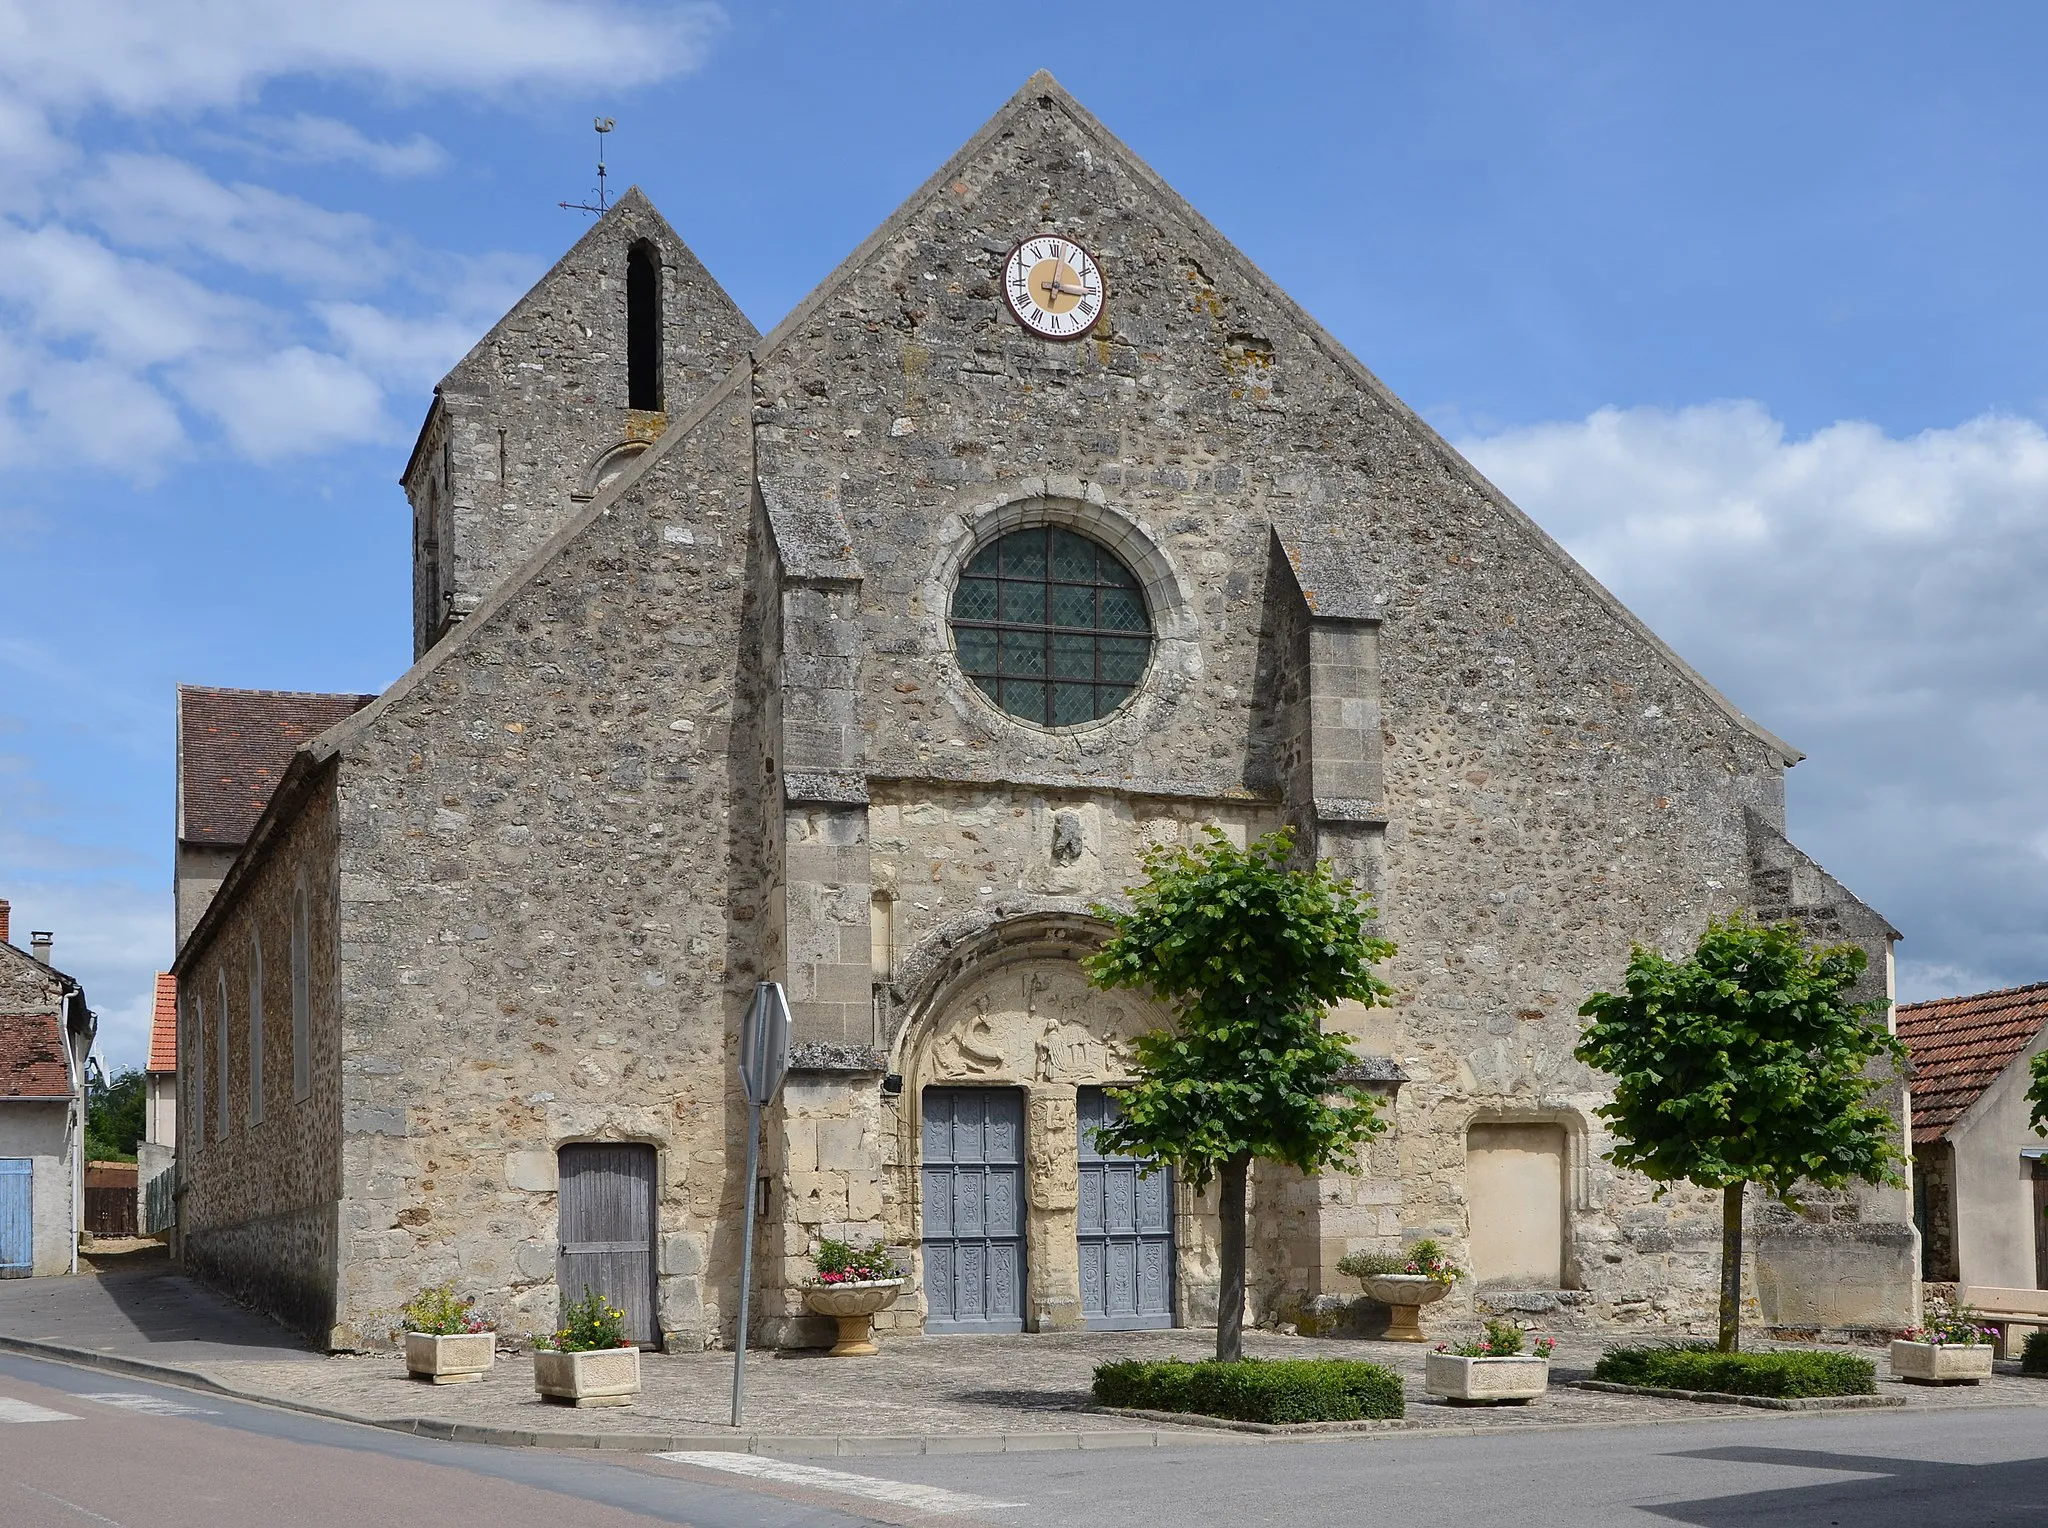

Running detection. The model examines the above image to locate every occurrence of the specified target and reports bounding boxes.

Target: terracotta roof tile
[178,686,374,847]
[148,973,177,1074]
[1897,981,2048,1146]
[0,1010,72,1097]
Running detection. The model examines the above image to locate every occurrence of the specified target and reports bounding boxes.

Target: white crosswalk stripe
[656,1452,1020,1516]
[79,1392,220,1418]
[0,1396,79,1423]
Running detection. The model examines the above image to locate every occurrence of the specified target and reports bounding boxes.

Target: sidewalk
[4,1257,2044,1456]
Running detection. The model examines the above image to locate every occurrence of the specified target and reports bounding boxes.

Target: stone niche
[893,951,1218,1333]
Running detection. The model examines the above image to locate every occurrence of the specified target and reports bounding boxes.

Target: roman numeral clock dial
[1003,235,1105,340]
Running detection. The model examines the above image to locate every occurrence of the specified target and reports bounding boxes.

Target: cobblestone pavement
[184,1328,2048,1441]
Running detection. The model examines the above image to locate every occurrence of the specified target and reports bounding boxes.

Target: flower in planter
[534,1287,633,1352]
[809,1237,903,1286]
[1440,1318,1545,1358]
[1336,1237,1467,1285]
[397,1282,492,1337]
[1902,1296,1996,1346]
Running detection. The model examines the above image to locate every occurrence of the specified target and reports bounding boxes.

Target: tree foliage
[1084,826,1398,1362]
[1574,913,1908,1352]
[1083,827,1397,1188]
[2028,1049,2048,1138]
[86,1062,147,1163]
[1574,915,1907,1200]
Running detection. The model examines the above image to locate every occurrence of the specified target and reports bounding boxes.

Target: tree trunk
[1718,1180,1745,1354]
[1217,1155,1251,1363]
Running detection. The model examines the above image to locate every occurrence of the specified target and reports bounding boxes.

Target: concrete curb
[0,1334,1216,1456]
[1570,1379,1905,1411]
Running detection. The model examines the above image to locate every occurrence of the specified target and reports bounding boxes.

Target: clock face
[1003,235,1105,341]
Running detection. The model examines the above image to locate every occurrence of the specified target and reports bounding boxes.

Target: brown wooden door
[557,1143,658,1346]
[2033,1159,2048,1291]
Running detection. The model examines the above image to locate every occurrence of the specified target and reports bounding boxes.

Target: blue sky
[4,1,2046,1070]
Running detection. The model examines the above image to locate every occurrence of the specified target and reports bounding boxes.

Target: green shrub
[1594,1342,1874,1398]
[1093,1357,1404,1423]
[2022,1330,2048,1375]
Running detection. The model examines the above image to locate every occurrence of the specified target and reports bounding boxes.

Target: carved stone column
[1025,1084,1082,1331]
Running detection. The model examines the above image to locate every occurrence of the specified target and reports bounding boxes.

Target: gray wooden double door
[920,1086,1175,1333]
[557,1143,658,1346]
[921,1088,1027,1333]
[1078,1087,1174,1329]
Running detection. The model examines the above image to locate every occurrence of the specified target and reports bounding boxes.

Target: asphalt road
[1,1350,2044,1527]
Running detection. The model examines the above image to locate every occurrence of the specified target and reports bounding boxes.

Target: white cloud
[0,0,724,474]
[1460,402,2048,1003]
[220,114,449,177]
[178,345,391,459]
[76,154,398,290]
[318,300,479,387]
[0,1,724,118]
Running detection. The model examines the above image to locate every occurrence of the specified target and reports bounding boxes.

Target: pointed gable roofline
[183,71,1812,968]
[372,70,1802,768]
[399,186,755,488]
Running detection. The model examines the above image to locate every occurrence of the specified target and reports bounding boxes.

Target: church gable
[403,188,757,658]
[740,74,1791,821]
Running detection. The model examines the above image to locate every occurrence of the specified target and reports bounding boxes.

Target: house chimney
[29,931,52,965]
[0,899,9,945]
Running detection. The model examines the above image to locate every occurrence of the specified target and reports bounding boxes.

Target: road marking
[656,1452,1021,1515]
[0,1396,79,1423]
[79,1392,221,1418]
[18,1482,126,1525]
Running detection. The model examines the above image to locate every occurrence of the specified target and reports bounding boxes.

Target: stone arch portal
[893,948,1216,1333]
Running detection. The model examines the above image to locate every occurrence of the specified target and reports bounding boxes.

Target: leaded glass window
[950,526,1152,726]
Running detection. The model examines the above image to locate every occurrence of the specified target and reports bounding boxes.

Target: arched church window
[626,241,662,411]
[949,525,1152,727]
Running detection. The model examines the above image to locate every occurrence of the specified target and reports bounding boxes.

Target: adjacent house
[141,972,178,1233]
[0,901,97,1276]
[176,686,377,947]
[1900,981,2048,1290]
[171,73,1914,1351]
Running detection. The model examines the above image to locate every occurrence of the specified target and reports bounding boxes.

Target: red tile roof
[1897,981,2048,1146]
[148,973,177,1074]
[178,686,375,847]
[0,1010,73,1098]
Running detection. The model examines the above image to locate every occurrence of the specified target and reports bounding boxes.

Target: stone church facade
[171,74,1916,1351]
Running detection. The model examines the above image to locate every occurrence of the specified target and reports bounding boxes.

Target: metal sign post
[731,980,790,1428]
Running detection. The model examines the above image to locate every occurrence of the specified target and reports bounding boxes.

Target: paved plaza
[3,1256,2043,1449]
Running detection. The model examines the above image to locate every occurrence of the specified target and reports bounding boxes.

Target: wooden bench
[1958,1285,2048,1358]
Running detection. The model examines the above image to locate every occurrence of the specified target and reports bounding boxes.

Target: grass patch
[2022,1331,2048,1375]
[1093,1357,1405,1424]
[1594,1343,1875,1398]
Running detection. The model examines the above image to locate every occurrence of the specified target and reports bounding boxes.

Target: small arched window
[215,967,230,1138]
[247,932,264,1127]
[291,881,311,1102]
[185,993,202,1150]
[626,240,662,411]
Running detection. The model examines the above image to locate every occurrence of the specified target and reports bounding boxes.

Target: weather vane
[559,117,616,216]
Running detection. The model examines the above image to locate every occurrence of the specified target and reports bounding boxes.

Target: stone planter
[803,1279,906,1357]
[404,1330,496,1385]
[1361,1274,1452,1342]
[1889,1339,1993,1385]
[533,1346,641,1407]
[1423,1352,1549,1404]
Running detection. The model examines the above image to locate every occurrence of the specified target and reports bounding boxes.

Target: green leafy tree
[2027,1050,2048,1137]
[1084,827,1397,1361]
[85,1062,147,1163]
[1575,914,1908,1353]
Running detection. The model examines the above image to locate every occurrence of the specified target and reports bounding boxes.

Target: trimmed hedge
[1594,1343,1875,1398]
[1093,1357,1405,1423]
[2022,1331,2048,1375]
